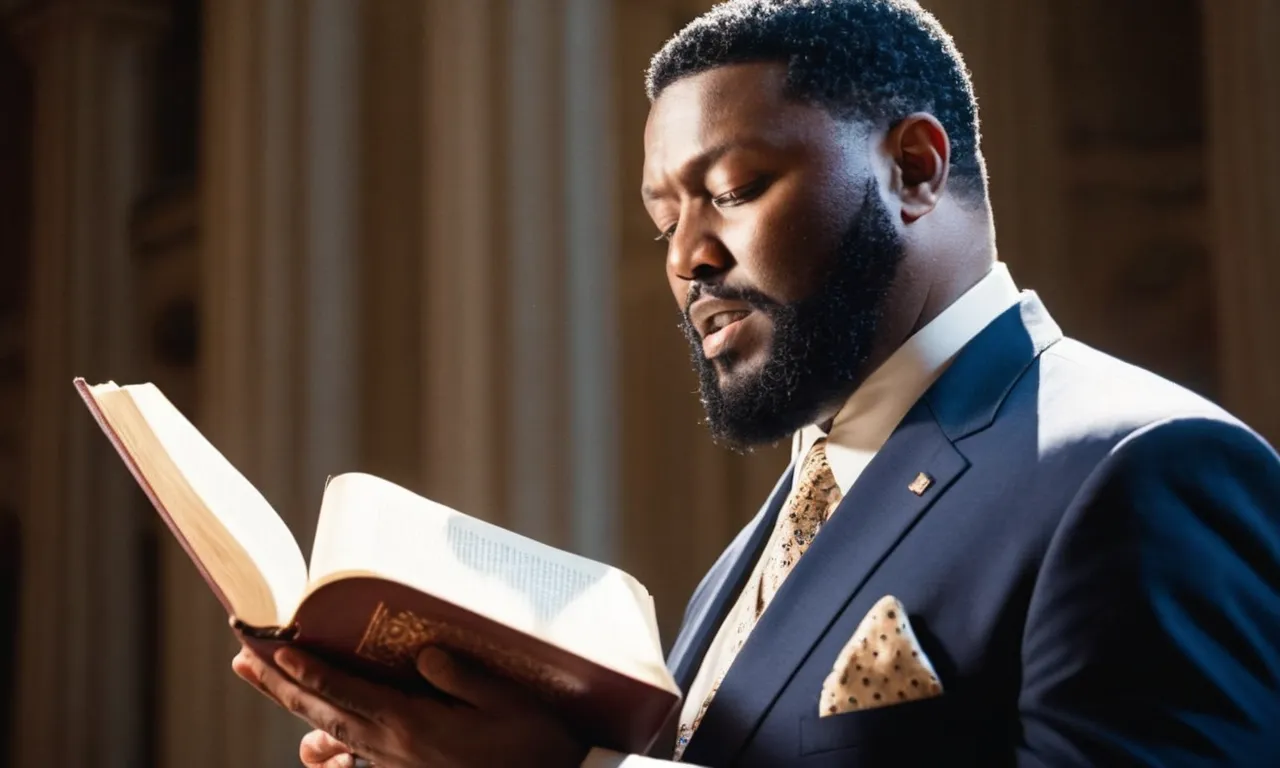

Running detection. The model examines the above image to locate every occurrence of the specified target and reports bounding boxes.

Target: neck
[909,206,997,334]
[851,220,996,406]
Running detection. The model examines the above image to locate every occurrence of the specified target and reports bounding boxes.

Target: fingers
[249,650,381,754]
[232,648,260,687]
[319,758,373,768]
[276,647,428,726]
[300,730,369,768]
[233,648,287,707]
[300,729,351,766]
[416,646,517,710]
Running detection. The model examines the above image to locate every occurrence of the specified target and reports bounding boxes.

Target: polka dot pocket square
[819,595,943,717]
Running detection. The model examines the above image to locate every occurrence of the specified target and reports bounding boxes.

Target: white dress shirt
[583,262,1021,768]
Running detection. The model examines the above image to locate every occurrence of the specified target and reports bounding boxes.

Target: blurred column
[564,0,620,562]
[9,2,160,766]
[500,0,566,543]
[301,0,361,521]
[418,0,620,561]
[356,0,425,490]
[422,0,503,523]
[919,0,1070,307]
[194,0,361,765]
[1204,1,1280,444]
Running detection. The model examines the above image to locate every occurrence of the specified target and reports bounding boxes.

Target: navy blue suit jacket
[665,295,1280,767]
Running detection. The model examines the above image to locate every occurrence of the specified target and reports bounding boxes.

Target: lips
[689,297,757,360]
[689,297,754,341]
[706,309,750,333]
[701,313,752,359]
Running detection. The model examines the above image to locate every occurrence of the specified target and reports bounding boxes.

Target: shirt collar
[791,261,1021,494]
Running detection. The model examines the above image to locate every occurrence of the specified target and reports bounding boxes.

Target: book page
[89,382,309,628]
[307,473,674,692]
[445,522,601,624]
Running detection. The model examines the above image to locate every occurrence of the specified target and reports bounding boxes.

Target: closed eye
[713,177,770,208]
[653,177,768,241]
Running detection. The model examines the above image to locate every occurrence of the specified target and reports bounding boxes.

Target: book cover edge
[73,377,238,618]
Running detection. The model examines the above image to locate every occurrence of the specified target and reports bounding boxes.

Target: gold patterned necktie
[674,438,844,760]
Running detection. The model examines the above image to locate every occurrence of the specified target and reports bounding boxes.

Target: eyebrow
[641,138,765,202]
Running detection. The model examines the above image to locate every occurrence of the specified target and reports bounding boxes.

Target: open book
[74,378,680,753]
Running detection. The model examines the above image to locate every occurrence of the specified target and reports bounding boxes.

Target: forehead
[643,62,838,178]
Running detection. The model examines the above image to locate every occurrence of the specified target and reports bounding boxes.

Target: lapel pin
[908,472,934,496]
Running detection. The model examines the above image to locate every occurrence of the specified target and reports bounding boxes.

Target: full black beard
[680,180,905,451]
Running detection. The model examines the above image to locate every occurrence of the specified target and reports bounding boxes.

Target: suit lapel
[667,466,794,693]
[682,403,968,765]
[681,294,1063,765]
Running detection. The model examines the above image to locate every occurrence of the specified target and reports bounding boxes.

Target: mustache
[683,281,780,319]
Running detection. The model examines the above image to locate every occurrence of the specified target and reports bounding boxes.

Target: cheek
[723,180,848,303]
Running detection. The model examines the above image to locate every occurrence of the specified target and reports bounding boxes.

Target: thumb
[416,647,512,710]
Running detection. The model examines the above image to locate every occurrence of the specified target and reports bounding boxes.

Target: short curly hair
[646,0,987,202]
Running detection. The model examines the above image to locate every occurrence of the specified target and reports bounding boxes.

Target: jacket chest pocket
[799,694,953,758]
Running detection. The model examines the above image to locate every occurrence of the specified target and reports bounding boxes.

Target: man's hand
[232,645,590,768]
[298,729,363,768]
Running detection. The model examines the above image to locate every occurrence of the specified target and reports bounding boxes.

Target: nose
[666,217,732,284]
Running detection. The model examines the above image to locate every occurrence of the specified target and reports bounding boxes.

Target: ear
[885,113,950,224]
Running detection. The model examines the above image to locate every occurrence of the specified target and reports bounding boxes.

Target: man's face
[642,62,905,449]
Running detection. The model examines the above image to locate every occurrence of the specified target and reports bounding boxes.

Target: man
[233,1,1280,765]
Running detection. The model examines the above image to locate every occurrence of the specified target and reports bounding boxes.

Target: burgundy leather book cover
[238,577,680,755]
